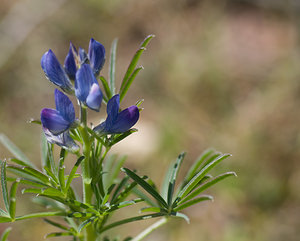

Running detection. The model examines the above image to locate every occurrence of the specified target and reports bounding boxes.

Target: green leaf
[20,166,50,185]
[109,129,138,147]
[103,155,126,190]
[108,198,143,212]
[1,160,9,212]
[112,180,138,205]
[119,35,155,97]
[44,218,69,231]
[101,184,116,206]
[0,227,12,241]
[0,217,11,223]
[119,66,143,102]
[175,154,231,203]
[140,207,161,213]
[65,156,84,192]
[173,195,213,212]
[178,172,237,205]
[15,211,66,221]
[78,217,96,233]
[45,232,74,238]
[183,148,215,185]
[8,158,32,167]
[132,187,157,207]
[167,152,185,206]
[100,76,112,100]
[0,134,33,168]
[58,149,66,193]
[99,212,165,232]
[122,168,168,209]
[109,38,118,96]
[0,208,8,217]
[173,212,190,223]
[9,179,20,219]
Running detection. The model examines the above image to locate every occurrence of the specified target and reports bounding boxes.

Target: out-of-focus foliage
[0,0,299,240]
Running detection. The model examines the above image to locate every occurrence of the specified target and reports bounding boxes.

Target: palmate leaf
[0,134,34,168]
[183,148,215,186]
[175,153,231,203]
[177,172,237,206]
[122,168,168,209]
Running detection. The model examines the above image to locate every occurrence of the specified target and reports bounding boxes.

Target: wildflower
[41,38,105,93]
[94,94,139,134]
[41,89,76,135]
[43,127,79,153]
[88,38,105,76]
[75,64,103,112]
[41,49,74,94]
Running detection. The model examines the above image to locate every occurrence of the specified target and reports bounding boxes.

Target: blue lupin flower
[88,38,105,76]
[94,94,140,134]
[75,64,103,111]
[41,49,74,94]
[43,127,79,153]
[41,89,76,135]
[64,42,77,80]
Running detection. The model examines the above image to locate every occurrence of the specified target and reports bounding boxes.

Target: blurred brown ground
[0,0,300,240]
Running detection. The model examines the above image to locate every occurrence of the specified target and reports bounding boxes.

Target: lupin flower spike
[75,64,103,111]
[41,89,76,135]
[41,49,74,94]
[94,94,139,134]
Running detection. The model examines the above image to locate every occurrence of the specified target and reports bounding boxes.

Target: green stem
[79,105,96,241]
[131,217,168,241]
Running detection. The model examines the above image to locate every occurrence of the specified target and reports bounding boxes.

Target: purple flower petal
[75,64,102,111]
[93,94,139,134]
[41,108,71,135]
[105,94,120,128]
[54,89,75,123]
[79,47,88,64]
[88,38,105,76]
[86,83,102,112]
[108,106,139,133]
[64,43,77,79]
[43,128,79,152]
[41,49,74,94]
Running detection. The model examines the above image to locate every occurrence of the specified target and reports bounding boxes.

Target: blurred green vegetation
[0,0,300,240]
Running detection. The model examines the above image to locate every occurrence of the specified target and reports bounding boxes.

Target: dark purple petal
[105,94,120,128]
[54,89,75,123]
[88,38,105,76]
[64,43,77,79]
[41,50,74,94]
[41,108,70,135]
[108,106,139,133]
[43,128,79,152]
[86,83,102,112]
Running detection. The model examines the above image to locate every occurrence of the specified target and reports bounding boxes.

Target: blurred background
[0,0,300,240]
